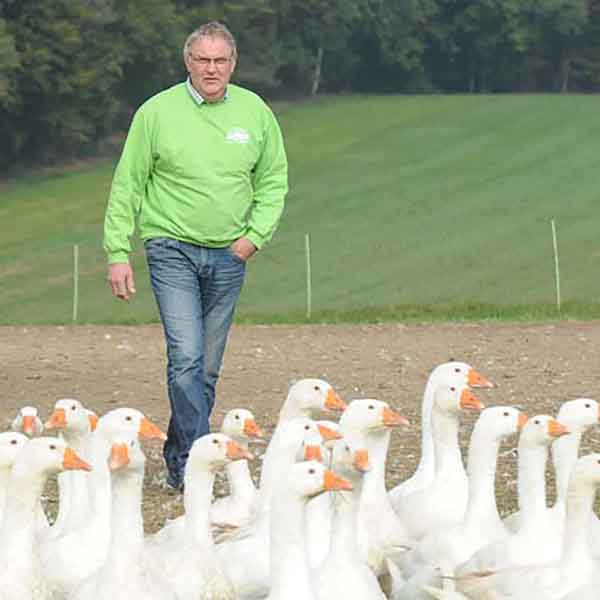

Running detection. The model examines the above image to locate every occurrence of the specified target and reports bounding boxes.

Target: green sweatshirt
[103,82,288,263]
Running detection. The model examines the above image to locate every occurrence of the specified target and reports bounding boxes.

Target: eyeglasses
[188,54,232,68]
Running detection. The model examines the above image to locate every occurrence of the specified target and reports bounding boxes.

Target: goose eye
[234,414,240,420]
[71,405,77,411]
[49,444,56,450]
[130,440,135,447]
[597,459,600,465]
[534,419,540,425]
[585,403,591,408]
[212,438,219,445]
[450,387,456,392]
[503,411,510,417]
[125,416,132,421]
[345,444,350,451]
[304,425,310,431]
[368,405,375,410]
[454,367,461,373]
[314,386,320,391]
[308,468,315,474]
[10,439,18,445]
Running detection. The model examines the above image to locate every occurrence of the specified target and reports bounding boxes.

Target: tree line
[1,0,599,170]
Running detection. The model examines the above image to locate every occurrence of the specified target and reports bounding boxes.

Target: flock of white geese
[2,361,600,599]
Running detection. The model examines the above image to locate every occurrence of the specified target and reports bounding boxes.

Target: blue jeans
[145,238,246,486]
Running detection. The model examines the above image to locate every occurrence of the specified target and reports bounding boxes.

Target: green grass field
[1,94,599,325]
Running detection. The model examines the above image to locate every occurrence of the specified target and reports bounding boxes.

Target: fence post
[550,219,561,312]
[72,244,79,324]
[305,233,312,320]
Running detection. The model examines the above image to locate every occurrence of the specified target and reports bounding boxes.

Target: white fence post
[305,233,312,320]
[551,219,561,312]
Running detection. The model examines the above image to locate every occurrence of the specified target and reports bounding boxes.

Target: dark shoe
[166,472,184,493]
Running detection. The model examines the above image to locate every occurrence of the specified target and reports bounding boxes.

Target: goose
[457,415,569,575]
[316,438,387,600]
[389,361,493,508]
[11,405,44,436]
[70,435,174,600]
[266,460,353,600]
[0,437,91,600]
[216,417,333,598]
[393,384,484,542]
[0,431,29,523]
[338,398,411,575]
[43,398,96,538]
[40,408,166,597]
[145,433,252,600]
[503,399,600,541]
[457,453,600,599]
[390,407,527,599]
[210,408,264,528]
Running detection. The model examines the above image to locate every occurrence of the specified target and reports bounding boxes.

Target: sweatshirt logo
[226,128,250,144]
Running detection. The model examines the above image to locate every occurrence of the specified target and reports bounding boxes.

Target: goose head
[107,435,146,474]
[0,431,29,469]
[431,361,494,389]
[285,460,353,500]
[97,407,167,442]
[519,415,569,448]
[433,383,484,416]
[187,433,252,473]
[557,398,600,433]
[472,406,528,441]
[330,437,371,479]
[284,378,346,416]
[11,437,91,477]
[221,408,264,442]
[339,398,409,435]
[45,398,95,436]
[11,406,44,436]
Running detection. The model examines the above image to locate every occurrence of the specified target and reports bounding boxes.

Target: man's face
[185,36,236,103]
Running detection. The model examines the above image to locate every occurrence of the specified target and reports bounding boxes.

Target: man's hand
[230,237,257,262]
[107,263,136,301]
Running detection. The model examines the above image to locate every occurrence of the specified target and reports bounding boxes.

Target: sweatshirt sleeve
[245,106,288,249]
[103,108,152,264]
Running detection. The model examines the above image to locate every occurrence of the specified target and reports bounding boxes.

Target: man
[103,22,288,490]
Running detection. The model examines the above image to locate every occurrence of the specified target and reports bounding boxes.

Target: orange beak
[548,419,570,438]
[597,405,600,423]
[88,413,99,431]
[138,418,167,441]
[324,389,347,412]
[304,444,323,462]
[108,443,130,471]
[517,412,529,430]
[353,448,370,472]
[22,415,38,435]
[323,469,353,492]
[243,418,264,439]
[382,407,410,427]
[317,424,342,441]
[460,389,484,411]
[45,408,67,430]
[468,368,495,389]
[226,440,253,461]
[63,447,92,471]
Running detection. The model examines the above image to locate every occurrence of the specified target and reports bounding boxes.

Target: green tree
[0,17,21,167]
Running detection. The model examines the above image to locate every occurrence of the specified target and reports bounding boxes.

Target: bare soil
[2,322,600,534]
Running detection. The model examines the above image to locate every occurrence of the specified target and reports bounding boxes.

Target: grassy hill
[1,94,599,325]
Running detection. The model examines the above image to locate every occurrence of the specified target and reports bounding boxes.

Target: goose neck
[517,443,548,527]
[431,410,462,474]
[184,465,215,547]
[552,431,583,504]
[226,459,255,501]
[561,481,596,571]
[418,377,437,468]
[109,468,144,555]
[329,479,362,558]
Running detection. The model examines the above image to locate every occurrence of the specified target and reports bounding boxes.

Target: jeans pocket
[226,246,246,265]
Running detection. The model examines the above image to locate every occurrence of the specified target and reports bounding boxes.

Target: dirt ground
[2,322,600,534]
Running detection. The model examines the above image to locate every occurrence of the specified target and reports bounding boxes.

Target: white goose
[0,437,91,600]
[0,431,29,523]
[43,398,97,538]
[40,408,166,596]
[389,361,493,507]
[393,384,484,542]
[145,433,251,600]
[316,438,386,600]
[71,435,174,600]
[266,460,353,600]
[457,453,600,599]
[11,405,44,436]
[338,398,411,575]
[210,408,263,528]
[458,415,569,575]
[216,417,333,598]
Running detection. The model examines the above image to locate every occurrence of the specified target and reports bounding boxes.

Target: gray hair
[183,22,237,62]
